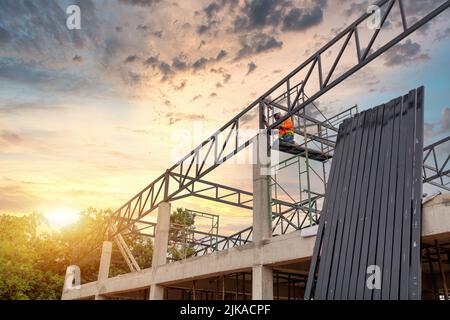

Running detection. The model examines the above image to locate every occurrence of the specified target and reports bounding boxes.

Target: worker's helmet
[274,112,282,120]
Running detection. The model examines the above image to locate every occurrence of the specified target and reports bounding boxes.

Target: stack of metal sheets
[305,87,424,300]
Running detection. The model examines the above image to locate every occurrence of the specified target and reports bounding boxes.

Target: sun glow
[44,209,80,229]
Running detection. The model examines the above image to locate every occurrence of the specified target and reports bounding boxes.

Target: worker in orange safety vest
[274,112,294,143]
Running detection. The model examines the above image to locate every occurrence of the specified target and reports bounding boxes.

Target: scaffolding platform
[277,141,332,162]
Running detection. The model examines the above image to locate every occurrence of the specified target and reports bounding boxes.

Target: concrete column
[252,132,272,242]
[252,265,274,300]
[149,202,171,300]
[95,241,112,300]
[97,241,112,282]
[149,284,165,300]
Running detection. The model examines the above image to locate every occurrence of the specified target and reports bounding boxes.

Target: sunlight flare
[44,208,80,229]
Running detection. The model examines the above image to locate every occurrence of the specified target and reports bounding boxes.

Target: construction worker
[274,112,294,143]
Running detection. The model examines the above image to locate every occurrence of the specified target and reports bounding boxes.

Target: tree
[0,213,64,299]
[168,208,196,261]
[0,208,154,299]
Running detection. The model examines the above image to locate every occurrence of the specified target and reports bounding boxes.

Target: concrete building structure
[62,193,450,300]
[61,1,450,300]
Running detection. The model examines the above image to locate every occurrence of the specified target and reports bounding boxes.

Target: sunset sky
[0,0,449,233]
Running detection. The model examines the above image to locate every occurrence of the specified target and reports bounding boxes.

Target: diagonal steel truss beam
[423,136,450,191]
[109,0,450,237]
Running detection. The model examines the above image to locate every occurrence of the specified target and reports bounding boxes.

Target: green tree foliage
[168,208,196,261]
[0,208,153,300]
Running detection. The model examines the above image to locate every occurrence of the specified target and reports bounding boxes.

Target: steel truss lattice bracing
[67,1,450,297]
[107,0,450,242]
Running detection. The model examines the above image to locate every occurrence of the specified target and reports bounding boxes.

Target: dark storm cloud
[231,0,327,33]
[383,39,429,66]
[197,0,239,34]
[282,5,325,31]
[192,57,209,70]
[235,32,283,60]
[232,0,288,32]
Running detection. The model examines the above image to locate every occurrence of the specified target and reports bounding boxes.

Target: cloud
[124,55,139,63]
[0,130,22,145]
[153,30,163,38]
[435,27,450,42]
[192,57,209,70]
[166,112,205,125]
[0,101,67,115]
[235,32,283,60]
[383,39,429,66]
[172,55,188,71]
[343,1,369,16]
[118,0,160,7]
[439,107,450,133]
[0,0,100,54]
[173,79,187,91]
[137,24,151,31]
[231,0,327,33]
[197,24,213,34]
[232,0,288,32]
[0,57,103,94]
[0,26,11,44]
[73,55,84,63]
[424,107,450,139]
[143,55,174,80]
[191,95,203,102]
[197,0,239,34]
[144,56,160,66]
[223,73,231,83]
[282,5,325,31]
[0,184,41,212]
[404,0,439,16]
[246,61,257,75]
[216,49,228,61]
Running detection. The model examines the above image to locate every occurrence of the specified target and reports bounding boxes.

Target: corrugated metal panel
[305,87,424,300]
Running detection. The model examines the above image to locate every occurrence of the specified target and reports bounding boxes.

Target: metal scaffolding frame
[83,0,450,274]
